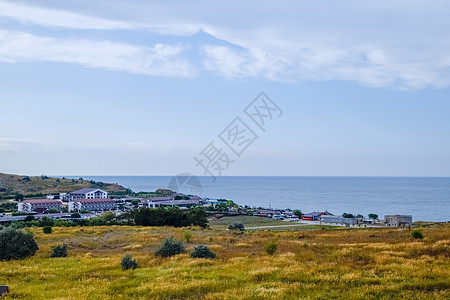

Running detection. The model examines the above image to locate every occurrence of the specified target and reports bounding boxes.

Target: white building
[68,198,115,212]
[69,188,108,201]
[384,215,413,227]
[17,199,62,213]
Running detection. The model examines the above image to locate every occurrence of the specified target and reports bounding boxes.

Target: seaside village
[0,188,413,227]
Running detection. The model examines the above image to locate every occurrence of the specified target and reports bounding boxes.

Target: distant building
[301,211,333,221]
[384,215,413,227]
[143,197,204,209]
[17,199,62,213]
[69,188,108,201]
[68,198,115,212]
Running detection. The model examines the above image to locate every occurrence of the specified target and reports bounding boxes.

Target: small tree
[411,229,424,239]
[293,210,302,218]
[15,194,24,201]
[24,215,35,222]
[121,254,138,270]
[71,212,81,219]
[342,213,354,218]
[191,244,216,259]
[43,226,52,234]
[368,214,378,220]
[228,223,245,231]
[184,231,192,243]
[40,216,54,227]
[0,227,39,260]
[51,244,67,258]
[155,237,185,258]
[264,242,278,256]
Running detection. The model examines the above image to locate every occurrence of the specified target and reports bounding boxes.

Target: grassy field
[0,221,449,299]
[209,216,336,230]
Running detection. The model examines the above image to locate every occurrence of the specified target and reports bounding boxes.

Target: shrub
[0,227,39,260]
[51,244,67,258]
[43,226,52,234]
[155,237,185,258]
[228,223,245,231]
[411,229,424,239]
[71,212,81,219]
[191,244,216,259]
[121,254,138,270]
[24,215,35,222]
[264,242,278,255]
[184,231,192,243]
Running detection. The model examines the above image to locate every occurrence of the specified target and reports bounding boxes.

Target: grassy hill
[0,223,448,299]
[0,172,126,199]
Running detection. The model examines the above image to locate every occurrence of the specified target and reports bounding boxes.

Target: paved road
[246,224,310,229]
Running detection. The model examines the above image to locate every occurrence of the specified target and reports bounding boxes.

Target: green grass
[0,224,449,299]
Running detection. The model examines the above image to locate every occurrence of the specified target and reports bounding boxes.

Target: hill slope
[0,172,126,198]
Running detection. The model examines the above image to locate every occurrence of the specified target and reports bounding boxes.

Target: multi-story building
[68,198,115,212]
[17,199,62,213]
[69,188,108,201]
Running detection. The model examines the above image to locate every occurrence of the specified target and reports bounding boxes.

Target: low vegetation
[154,236,186,258]
[50,244,67,258]
[0,221,448,299]
[191,244,217,259]
[412,229,424,239]
[228,222,245,231]
[0,227,39,260]
[264,242,278,255]
[121,254,138,270]
[42,226,52,234]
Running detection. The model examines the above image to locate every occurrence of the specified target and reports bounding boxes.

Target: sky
[0,0,449,177]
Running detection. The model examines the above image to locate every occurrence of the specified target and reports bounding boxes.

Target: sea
[72,176,449,222]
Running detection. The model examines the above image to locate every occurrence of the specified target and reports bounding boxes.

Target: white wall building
[68,198,115,212]
[69,188,108,201]
[17,199,62,213]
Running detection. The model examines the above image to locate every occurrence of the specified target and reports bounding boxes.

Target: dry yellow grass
[0,224,449,299]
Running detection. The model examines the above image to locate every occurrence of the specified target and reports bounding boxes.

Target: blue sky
[0,0,449,176]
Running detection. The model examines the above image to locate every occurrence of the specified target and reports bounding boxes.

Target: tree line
[3,206,208,229]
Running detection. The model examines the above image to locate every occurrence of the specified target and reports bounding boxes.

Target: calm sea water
[75,176,450,222]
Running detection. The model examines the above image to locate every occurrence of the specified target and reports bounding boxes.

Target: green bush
[51,244,67,258]
[191,244,216,259]
[0,227,39,260]
[43,226,52,234]
[411,229,424,239]
[264,242,278,255]
[228,223,245,231]
[184,231,192,243]
[155,237,185,258]
[121,254,138,270]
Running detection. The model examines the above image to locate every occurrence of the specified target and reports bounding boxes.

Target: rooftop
[71,188,105,194]
[71,198,114,203]
[22,199,62,204]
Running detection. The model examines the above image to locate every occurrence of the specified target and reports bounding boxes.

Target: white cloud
[0,0,200,35]
[0,30,195,77]
[1,0,450,89]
